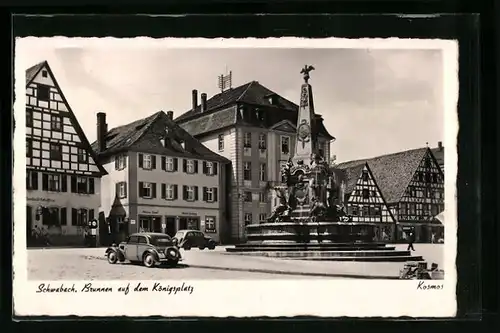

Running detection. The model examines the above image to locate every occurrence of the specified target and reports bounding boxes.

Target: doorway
[165,216,176,237]
[139,216,162,232]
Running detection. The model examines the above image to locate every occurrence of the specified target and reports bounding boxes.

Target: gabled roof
[175,81,298,122]
[431,147,444,168]
[26,61,46,85]
[337,147,429,203]
[91,111,230,163]
[26,61,108,176]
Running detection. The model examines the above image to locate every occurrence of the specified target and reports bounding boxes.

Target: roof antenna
[218,68,232,93]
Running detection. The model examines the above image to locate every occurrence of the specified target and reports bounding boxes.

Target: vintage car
[399,261,445,280]
[105,232,181,268]
[173,230,217,250]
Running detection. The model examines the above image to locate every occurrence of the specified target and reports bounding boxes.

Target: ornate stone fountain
[226,66,424,262]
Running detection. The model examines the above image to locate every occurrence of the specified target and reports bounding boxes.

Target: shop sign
[27,197,55,203]
[130,219,136,225]
[141,210,159,214]
[181,212,197,216]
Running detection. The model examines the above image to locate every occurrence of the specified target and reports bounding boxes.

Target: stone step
[227,250,413,258]
[288,256,425,262]
[226,246,396,252]
[233,242,387,247]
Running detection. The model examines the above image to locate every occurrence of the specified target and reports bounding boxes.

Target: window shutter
[138,154,144,168]
[194,161,199,173]
[203,187,207,201]
[173,185,178,200]
[152,183,157,198]
[89,209,95,220]
[139,182,144,197]
[194,186,199,201]
[152,155,156,169]
[60,207,67,225]
[115,157,119,170]
[89,178,95,194]
[182,159,187,172]
[161,184,166,199]
[115,183,120,198]
[32,172,38,190]
[161,156,166,170]
[72,208,77,226]
[61,175,67,192]
[214,187,218,202]
[173,158,178,171]
[214,162,218,175]
[123,182,128,198]
[42,174,48,191]
[71,176,77,193]
[123,155,127,168]
[182,185,187,200]
[203,161,207,174]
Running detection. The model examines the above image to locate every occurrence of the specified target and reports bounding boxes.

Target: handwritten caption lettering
[36,282,194,295]
[416,281,444,290]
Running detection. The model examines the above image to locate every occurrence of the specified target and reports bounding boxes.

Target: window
[205,216,216,233]
[51,115,63,131]
[243,162,252,181]
[72,208,88,226]
[400,203,407,215]
[244,132,252,148]
[218,134,224,151]
[362,189,369,199]
[362,206,369,216]
[37,84,50,101]
[117,182,127,198]
[259,192,267,203]
[187,160,195,173]
[115,155,127,170]
[281,136,290,154]
[50,143,62,160]
[206,162,214,175]
[244,213,253,225]
[186,186,196,201]
[418,172,424,182]
[26,109,33,127]
[48,174,60,192]
[77,177,88,193]
[372,206,381,217]
[432,173,438,183]
[165,184,175,200]
[258,163,267,181]
[26,139,32,157]
[370,190,376,197]
[259,213,267,223]
[362,171,369,182]
[408,203,416,215]
[77,148,88,163]
[143,154,152,169]
[140,182,155,198]
[258,133,267,150]
[26,171,38,190]
[244,191,252,202]
[431,204,439,216]
[165,157,174,171]
[203,187,215,202]
[350,206,359,216]
[425,172,432,183]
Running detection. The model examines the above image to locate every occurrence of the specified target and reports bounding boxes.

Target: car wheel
[143,253,155,268]
[198,245,205,250]
[107,252,118,264]
[208,242,216,250]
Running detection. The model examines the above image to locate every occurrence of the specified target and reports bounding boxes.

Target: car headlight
[166,248,179,260]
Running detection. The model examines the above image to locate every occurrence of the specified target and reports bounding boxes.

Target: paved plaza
[27,244,444,280]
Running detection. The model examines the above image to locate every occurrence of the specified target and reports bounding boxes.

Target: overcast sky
[17,39,445,162]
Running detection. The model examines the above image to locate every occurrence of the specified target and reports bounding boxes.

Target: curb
[84,255,398,280]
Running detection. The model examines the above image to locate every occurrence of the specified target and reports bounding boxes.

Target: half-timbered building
[337,147,444,243]
[25,61,107,246]
[338,163,396,241]
[175,83,335,242]
[91,110,230,245]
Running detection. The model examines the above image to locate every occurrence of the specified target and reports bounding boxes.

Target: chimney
[438,141,443,151]
[96,112,107,152]
[192,90,198,111]
[201,93,207,112]
[166,111,174,120]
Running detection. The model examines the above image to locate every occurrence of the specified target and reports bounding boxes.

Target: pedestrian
[407,230,415,251]
[431,232,436,244]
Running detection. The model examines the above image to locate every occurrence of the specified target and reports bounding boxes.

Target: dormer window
[180,140,186,150]
[266,94,278,105]
[42,70,48,78]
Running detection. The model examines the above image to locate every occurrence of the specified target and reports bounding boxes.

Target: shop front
[396,223,444,243]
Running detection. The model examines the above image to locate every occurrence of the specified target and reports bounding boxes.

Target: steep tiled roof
[91,111,230,163]
[26,61,47,86]
[175,81,298,122]
[176,81,334,139]
[337,148,429,203]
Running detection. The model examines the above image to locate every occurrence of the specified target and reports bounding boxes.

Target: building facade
[25,61,107,246]
[92,110,230,245]
[337,147,445,243]
[175,83,335,242]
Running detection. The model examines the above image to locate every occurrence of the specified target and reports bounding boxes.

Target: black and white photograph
[13,37,458,317]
